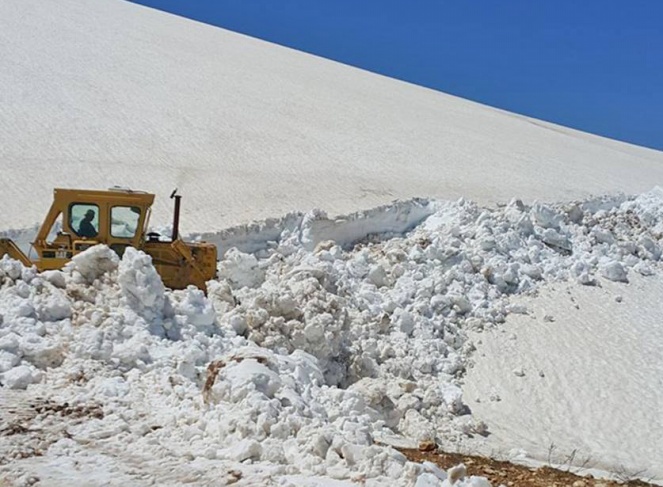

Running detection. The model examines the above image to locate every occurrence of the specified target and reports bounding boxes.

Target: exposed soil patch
[0,424,29,437]
[400,448,656,487]
[0,397,105,465]
[30,400,104,420]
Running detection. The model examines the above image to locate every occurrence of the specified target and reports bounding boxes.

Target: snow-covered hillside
[1,0,663,235]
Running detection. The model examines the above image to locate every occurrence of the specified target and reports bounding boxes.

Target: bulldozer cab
[35,188,154,270]
[2,186,217,291]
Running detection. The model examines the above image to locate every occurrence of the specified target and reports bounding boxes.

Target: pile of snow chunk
[0,247,456,485]
[208,189,663,448]
[4,188,663,485]
[0,255,63,389]
[0,245,224,388]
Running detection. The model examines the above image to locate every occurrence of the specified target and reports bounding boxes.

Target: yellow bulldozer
[0,187,217,290]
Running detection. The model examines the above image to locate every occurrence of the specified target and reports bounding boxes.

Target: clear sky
[132,0,662,151]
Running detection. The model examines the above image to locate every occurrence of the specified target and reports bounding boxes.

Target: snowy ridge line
[187,191,634,256]
[189,197,434,256]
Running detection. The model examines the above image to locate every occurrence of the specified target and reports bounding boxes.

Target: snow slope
[2,0,663,234]
[463,274,663,480]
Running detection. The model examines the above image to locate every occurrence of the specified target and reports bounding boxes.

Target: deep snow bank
[3,188,663,484]
[190,198,434,256]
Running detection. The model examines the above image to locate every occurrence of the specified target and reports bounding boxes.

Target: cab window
[46,213,63,243]
[70,203,99,239]
[111,206,141,239]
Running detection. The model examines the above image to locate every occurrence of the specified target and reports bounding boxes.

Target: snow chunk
[229,439,262,462]
[36,291,72,322]
[172,286,217,333]
[209,357,283,402]
[0,364,42,389]
[0,255,24,280]
[530,203,562,229]
[41,270,67,288]
[600,260,628,283]
[0,350,20,373]
[0,333,21,354]
[65,245,119,282]
[217,248,265,288]
[21,336,65,369]
[118,247,166,321]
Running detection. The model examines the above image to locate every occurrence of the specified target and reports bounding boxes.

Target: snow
[3,189,663,484]
[463,273,663,481]
[2,0,663,237]
[2,0,663,484]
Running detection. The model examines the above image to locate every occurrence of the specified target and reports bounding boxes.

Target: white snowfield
[1,0,663,235]
[2,0,663,486]
[464,273,663,480]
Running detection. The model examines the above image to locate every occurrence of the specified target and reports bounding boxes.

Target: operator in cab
[78,209,98,238]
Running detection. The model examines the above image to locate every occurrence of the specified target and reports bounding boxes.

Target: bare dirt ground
[400,447,655,487]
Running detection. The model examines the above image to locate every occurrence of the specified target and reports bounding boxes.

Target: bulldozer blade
[0,238,32,267]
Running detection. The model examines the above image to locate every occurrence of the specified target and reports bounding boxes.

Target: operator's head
[85,209,95,220]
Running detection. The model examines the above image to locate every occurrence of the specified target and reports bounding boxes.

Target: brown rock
[418,440,437,452]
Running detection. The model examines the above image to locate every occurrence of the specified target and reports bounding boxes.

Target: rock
[418,439,437,452]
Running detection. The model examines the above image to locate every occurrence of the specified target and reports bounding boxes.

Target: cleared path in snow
[463,274,663,482]
[1,0,663,235]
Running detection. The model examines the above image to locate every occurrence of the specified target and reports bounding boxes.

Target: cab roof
[53,188,155,206]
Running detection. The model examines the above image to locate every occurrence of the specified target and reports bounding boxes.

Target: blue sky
[132,1,662,151]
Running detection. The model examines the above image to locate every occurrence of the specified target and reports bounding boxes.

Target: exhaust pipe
[170,188,181,241]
